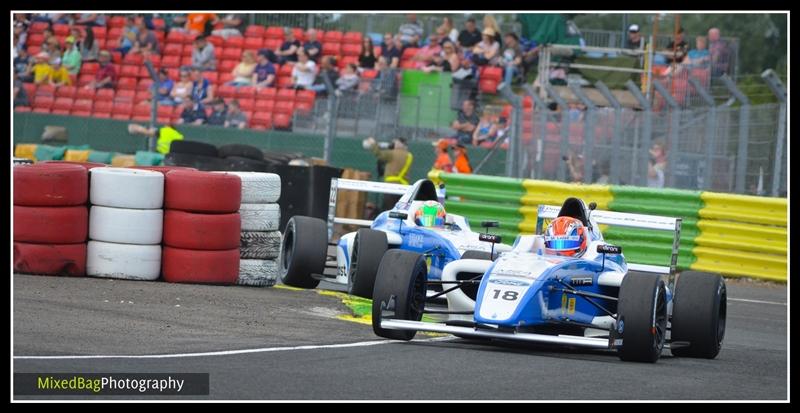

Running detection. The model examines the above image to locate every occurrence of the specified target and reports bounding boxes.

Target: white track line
[13,337,455,360]
[729,298,787,306]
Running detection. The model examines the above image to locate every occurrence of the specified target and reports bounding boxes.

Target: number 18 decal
[491,289,519,301]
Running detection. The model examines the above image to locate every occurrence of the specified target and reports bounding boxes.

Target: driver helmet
[544,216,588,257]
[414,200,446,228]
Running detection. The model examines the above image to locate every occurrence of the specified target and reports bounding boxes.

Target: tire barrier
[86,241,162,281]
[163,210,241,250]
[164,170,241,213]
[220,171,281,204]
[13,163,89,276]
[90,167,165,209]
[429,171,787,281]
[161,247,240,284]
[87,168,165,280]
[240,231,282,260]
[169,140,220,158]
[41,160,108,170]
[13,157,34,165]
[218,144,265,161]
[129,165,198,174]
[14,242,86,277]
[239,203,281,232]
[237,259,279,287]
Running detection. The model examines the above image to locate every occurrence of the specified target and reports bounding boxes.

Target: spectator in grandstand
[227,50,258,87]
[131,20,159,56]
[276,28,301,64]
[116,16,139,57]
[170,69,193,105]
[472,110,497,147]
[380,33,393,54]
[86,51,116,89]
[647,139,668,188]
[370,56,398,96]
[664,27,689,64]
[31,52,53,85]
[451,99,480,145]
[382,36,403,69]
[472,28,500,66]
[625,24,643,50]
[452,50,478,81]
[206,98,228,126]
[44,37,62,66]
[155,68,175,106]
[493,116,510,147]
[483,15,503,47]
[335,63,360,93]
[253,49,277,89]
[14,20,28,53]
[501,32,523,86]
[412,29,444,69]
[359,37,377,69]
[185,13,218,36]
[458,18,482,49]
[160,13,187,33]
[442,40,461,71]
[14,47,32,82]
[309,56,338,94]
[190,66,215,105]
[431,139,454,173]
[708,28,731,76]
[212,14,245,39]
[61,36,82,76]
[48,59,72,87]
[686,35,711,68]
[421,50,451,73]
[291,49,317,90]
[439,17,459,44]
[14,75,30,108]
[75,13,106,27]
[225,100,249,129]
[398,14,424,46]
[406,34,421,49]
[178,99,207,125]
[192,35,217,71]
[303,29,323,63]
[453,143,473,174]
[78,27,99,62]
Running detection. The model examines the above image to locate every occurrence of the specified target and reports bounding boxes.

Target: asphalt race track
[13,274,787,400]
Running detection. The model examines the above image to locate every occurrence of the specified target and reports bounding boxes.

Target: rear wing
[535,205,682,279]
[326,178,444,240]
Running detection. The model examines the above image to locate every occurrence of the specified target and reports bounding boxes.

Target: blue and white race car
[372,197,727,362]
[279,179,512,298]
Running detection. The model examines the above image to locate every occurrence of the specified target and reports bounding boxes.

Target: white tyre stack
[218,172,282,287]
[86,168,165,281]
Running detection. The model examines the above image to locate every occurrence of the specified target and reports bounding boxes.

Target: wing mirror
[597,244,622,254]
[389,211,408,220]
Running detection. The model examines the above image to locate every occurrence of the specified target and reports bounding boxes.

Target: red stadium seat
[276,76,294,89]
[29,21,49,33]
[182,44,194,57]
[295,100,313,113]
[22,83,37,97]
[32,95,54,110]
[244,37,264,50]
[214,47,223,60]
[152,18,165,30]
[205,72,219,84]
[95,89,115,102]
[15,106,32,113]
[115,89,136,103]
[322,42,341,56]
[137,66,151,78]
[295,89,315,104]
[278,63,293,77]
[93,100,113,115]
[254,100,274,112]
[264,39,281,50]
[399,60,416,69]
[479,79,499,94]
[292,28,306,42]
[107,27,123,43]
[374,46,382,57]
[237,98,255,112]
[156,105,174,118]
[112,101,133,116]
[55,86,77,99]
[205,35,223,48]
[32,107,51,114]
[234,86,255,100]
[245,25,265,38]
[108,16,126,28]
[53,24,70,36]
[341,44,361,57]
[166,31,187,45]
[27,45,42,56]
[338,56,358,69]
[92,26,107,39]
[222,48,243,61]
[35,84,56,97]
[27,34,45,47]
[134,91,151,104]
[276,88,296,102]
[164,43,182,56]
[250,112,272,129]
[218,72,235,84]
[273,100,294,115]
[51,97,73,112]
[123,53,144,66]
[342,32,363,45]
[256,87,277,101]
[77,74,94,87]
[217,84,237,99]
[218,59,238,73]
[119,65,139,78]
[223,37,244,49]
[265,26,284,40]
[75,87,95,100]
[401,48,419,60]
[180,56,193,67]
[111,51,123,65]
[117,77,138,91]
[481,66,503,82]
[145,54,161,68]
[133,104,151,118]
[361,69,378,79]
[323,31,343,43]
[273,112,291,129]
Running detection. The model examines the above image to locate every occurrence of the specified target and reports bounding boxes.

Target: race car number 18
[491,289,519,301]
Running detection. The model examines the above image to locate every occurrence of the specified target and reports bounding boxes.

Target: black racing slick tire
[169,140,219,157]
[279,216,327,289]
[218,144,265,161]
[224,156,272,172]
[164,152,227,171]
[348,229,388,299]
[670,271,727,359]
[372,250,427,341]
[616,271,668,363]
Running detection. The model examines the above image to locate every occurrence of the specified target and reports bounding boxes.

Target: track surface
[13,274,787,400]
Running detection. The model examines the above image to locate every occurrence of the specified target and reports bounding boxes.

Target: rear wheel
[279,216,327,289]
[348,229,388,299]
[371,250,427,341]
[670,271,727,359]
[458,250,493,301]
[616,271,667,363]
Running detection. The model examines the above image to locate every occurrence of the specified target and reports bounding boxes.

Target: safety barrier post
[498,82,522,178]
[626,80,652,187]
[544,83,570,182]
[761,69,787,197]
[689,77,718,191]
[720,75,750,193]
[523,84,549,179]
[144,60,159,152]
[595,81,623,185]
[569,83,597,183]
[322,71,337,163]
[652,80,681,188]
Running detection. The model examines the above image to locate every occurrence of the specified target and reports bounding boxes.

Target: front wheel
[670,271,727,359]
[371,250,427,341]
[279,216,327,289]
[348,229,388,299]
[616,272,668,363]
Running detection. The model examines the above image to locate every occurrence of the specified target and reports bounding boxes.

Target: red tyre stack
[13,164,90,276]
[161,170,242,284]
